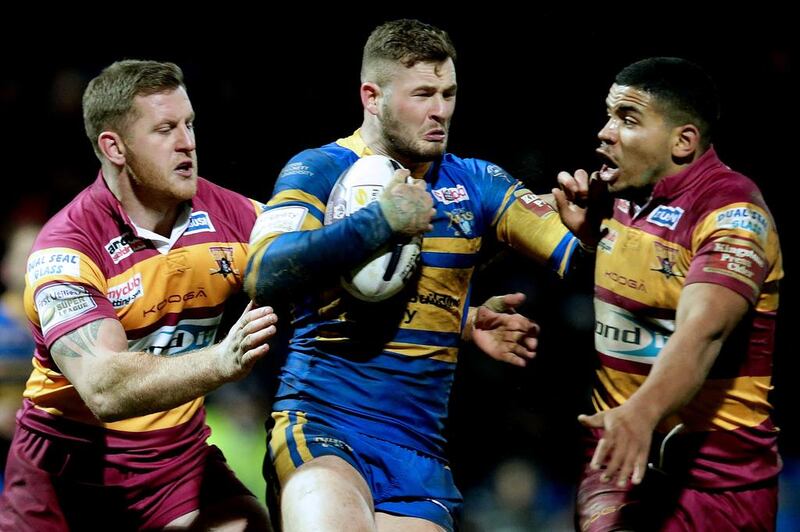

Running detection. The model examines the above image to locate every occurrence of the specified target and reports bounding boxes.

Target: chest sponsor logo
[209,246,239,279]
[128,317,221,355]
[515,191,552,217]
[184,211,215,236]
[106,232,148,264]
[598,227,618,254]
[603,271,646,292]
[107,273,144,308]
[27,250,81,283]
[617,199,631,214]
[35,283,97,335]
[446,208,474,237]
[651,242,684,279]
[405,290,461,324]
[432,184,469,205]
[715,207,769,242]
[142,288,208,317]
[594,301,673,362]
[646,206,684,230]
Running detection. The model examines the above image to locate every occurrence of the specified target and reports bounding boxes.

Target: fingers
[556,169,592,208]
[482,292,525,313]
[578,412,604,429]
[552,187,569,214]
[235,305,278,357]
[500,292,525,310]
[379,175,435,235]
[387,168,411,188]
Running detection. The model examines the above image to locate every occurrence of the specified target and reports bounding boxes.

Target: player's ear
[98,131,126,165]
[672,123,700,159]
[361,82,381,116]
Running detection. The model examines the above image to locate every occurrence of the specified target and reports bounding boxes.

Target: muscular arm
[246,169,433,305]
[246,202,394,305]
[51,303,277,422]
[580,282,750,485]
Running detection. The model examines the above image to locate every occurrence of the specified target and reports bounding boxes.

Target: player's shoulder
[35,185,106,253]
[440,153,514,181]
[689,165,769,220]
[194,177,260,213]
[279,143,359,181]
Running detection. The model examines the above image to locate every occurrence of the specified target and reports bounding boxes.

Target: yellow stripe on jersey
[596,219,690,307]
[422,236,482,254]
[267,189,327,217]
[24,357,204,430]
[595,366,772,431]
[247,198,265,216]
[692,202,773,249]
[384,342,459,363]
[105,242,243,329]
[403,266,471,333]
[497,200,573,277]
[335,130,373,157]
[270,411,312,483]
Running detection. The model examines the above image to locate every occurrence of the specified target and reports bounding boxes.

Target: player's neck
[103,167,182,237]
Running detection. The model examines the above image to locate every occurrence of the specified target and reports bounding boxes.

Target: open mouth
[596,151,619,183]
[175,161,194,176]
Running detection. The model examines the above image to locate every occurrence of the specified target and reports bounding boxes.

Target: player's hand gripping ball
[324,155,422,302]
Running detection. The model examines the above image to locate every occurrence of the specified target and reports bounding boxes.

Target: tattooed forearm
[52,320,103,358]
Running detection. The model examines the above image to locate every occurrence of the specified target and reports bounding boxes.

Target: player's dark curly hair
[616,57,719,147]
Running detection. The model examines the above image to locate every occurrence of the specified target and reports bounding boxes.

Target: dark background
[2,10,795,529]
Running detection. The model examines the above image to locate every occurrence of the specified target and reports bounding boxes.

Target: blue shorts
[268,409,461,531]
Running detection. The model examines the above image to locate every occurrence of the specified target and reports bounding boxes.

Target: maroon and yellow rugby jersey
[593,148,783,488]
[21,173,261,435]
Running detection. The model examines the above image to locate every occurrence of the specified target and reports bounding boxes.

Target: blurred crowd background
[1,11,795,530]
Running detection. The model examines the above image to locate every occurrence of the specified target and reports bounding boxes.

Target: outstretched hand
[469,292,539,367]
[552,169,613,247]
[217,301,278,380]
[578,402,655,487]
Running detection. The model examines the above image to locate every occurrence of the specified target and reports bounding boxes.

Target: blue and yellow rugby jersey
[246,131,578,459]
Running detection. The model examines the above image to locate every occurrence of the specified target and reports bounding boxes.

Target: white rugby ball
[324,155,422,302]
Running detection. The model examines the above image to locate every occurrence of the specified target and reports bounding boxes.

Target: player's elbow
[84,392,124,422]
[244,253,284,306]
[80,384,130,423]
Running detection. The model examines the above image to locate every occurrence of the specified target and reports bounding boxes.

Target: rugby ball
[324,155,422,302]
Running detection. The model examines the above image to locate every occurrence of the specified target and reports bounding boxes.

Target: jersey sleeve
[477,162,579,278]
[24,245,116,348]
[245,149,394,304]
[686,202,780,305]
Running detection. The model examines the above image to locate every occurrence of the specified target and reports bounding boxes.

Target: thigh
[152,444,267,530]
[281,454,375,532]
[660,481,778,532]
[376,512,447,532]
[0,428,70,532]
[576,462,679,532]
[268,410,459,532]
